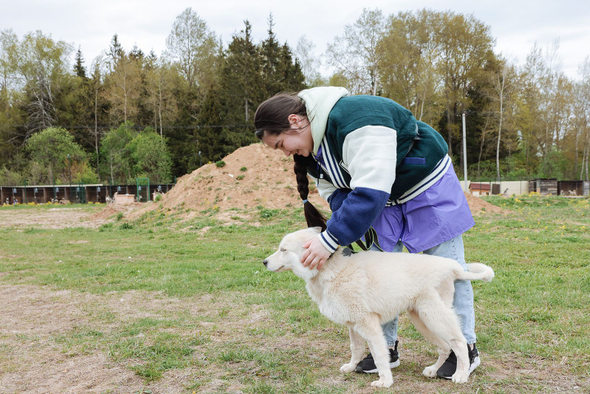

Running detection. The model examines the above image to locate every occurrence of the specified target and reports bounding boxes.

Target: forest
[1,8,589,186]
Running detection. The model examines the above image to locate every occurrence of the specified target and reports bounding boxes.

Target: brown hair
[254,93,307,139]
[254,93,327,231]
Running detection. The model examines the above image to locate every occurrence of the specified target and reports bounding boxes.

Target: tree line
[1,8,588,186]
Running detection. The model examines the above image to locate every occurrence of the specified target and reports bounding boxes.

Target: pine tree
[74,48,87,79]
[217,20,264,157]
[108,34,124,69]
[195,86,224,164]
[261,14,282,95]
[260,15,306,94]
[279,43,306,91]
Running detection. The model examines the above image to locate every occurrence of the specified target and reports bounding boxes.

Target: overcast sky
[2,0,589,80]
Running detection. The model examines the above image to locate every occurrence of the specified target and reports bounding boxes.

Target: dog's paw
[340,363,356,373]
[422,365,438,378]
[370,378,393,388]
[451,371,469,384]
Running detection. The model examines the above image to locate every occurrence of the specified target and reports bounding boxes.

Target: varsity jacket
[298,87,449,253]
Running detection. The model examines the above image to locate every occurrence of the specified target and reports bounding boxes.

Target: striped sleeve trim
[320,139,347,188]
[319,230,339,253]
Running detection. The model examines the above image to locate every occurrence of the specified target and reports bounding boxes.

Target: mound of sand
[127,143,328,220]
[464,192,509,216]
[121,143,507,221]
[88,203,143,221]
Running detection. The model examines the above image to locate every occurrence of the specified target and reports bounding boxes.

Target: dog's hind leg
[414,296,469,383]
[339,327,366,373]
[448,337,470,383]
[407,309,451,378]
[354,314,394,388]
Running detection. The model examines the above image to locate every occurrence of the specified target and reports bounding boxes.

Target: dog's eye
[280,248,287,252]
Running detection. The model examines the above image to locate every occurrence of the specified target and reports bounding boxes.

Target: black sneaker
[355,341,400,374]
[436,344,480,379]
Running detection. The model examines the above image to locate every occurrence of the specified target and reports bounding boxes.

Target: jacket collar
[298,87,348,155]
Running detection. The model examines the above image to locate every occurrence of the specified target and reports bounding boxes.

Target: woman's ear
[287,114,300,127]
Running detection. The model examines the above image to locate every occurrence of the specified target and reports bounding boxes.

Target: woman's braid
[294,154,327,231]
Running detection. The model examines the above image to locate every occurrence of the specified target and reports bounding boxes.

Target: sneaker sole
[440,356,480,380]
[356,359,400,374]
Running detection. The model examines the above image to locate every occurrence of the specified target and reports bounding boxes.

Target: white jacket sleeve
[308,173,337,201]
[343,125,397,193]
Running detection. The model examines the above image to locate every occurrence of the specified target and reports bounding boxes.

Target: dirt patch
[0,285,246,394]
[0,207,108,230]
[0,285,142,393]
[0,203,146,230]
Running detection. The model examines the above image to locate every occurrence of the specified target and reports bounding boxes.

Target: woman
[254,86,480,379]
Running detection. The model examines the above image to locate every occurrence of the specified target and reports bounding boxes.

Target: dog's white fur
[263,227,494,388]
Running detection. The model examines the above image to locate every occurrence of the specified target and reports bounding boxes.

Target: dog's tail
[455,263,494,282]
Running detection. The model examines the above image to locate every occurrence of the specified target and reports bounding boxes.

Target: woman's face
[261,115,313,157]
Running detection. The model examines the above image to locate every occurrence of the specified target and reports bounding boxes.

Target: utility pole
[67,154,72,202]
[462,113,468,193]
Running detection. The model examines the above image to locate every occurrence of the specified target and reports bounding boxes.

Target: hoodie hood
[298,87,349,154]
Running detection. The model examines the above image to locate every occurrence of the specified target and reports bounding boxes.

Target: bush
[216,161,226,168]
[0,166,22,185]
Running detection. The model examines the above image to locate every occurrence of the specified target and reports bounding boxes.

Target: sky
[1,0,589,80]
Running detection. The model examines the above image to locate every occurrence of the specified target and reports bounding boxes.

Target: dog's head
[263,227,321,280]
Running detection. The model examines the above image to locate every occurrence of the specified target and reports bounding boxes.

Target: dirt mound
[127,143,328,220]
[88,203,142,221]
[464,192,510,216]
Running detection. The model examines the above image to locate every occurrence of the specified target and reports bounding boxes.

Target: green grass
[0,195,589,393]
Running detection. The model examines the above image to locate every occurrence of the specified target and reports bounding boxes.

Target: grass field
[0,196,589,393]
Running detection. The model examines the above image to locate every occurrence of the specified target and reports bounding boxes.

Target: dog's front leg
[340,327,365,373]
[355,317,394,388]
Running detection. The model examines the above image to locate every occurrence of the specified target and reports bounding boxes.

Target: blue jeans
[380,234,476,346]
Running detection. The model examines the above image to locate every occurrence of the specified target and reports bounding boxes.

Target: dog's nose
[263,259,268,266]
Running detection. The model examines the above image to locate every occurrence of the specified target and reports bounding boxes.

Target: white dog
[263,227,494,388]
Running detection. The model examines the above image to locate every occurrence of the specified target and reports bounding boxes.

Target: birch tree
[144,56,178,138]
[576,57,590,181]
[490,59,517,180]
[103,37,142,126]
[19,31,72,135]
[326,8,385,95]
[165,8,219,91]
[295,35,324,87]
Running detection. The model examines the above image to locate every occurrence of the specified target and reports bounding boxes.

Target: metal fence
[1,182,176,204]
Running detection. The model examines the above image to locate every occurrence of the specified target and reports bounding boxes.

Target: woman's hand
[301,236,332,270]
